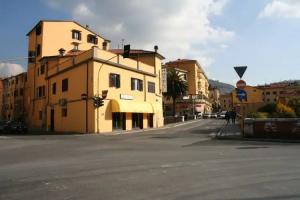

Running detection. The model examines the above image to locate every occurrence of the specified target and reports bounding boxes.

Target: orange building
[163,59,211,116]
[18,20,164,133]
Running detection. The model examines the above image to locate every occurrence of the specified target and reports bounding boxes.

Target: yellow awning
[151,102,163,113]
[111,99,154,113]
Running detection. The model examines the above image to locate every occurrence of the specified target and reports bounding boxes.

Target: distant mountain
[209,79,235,94]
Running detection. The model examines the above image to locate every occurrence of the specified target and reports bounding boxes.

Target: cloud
[45,0,234,69]
[258,0,300,19]
[0,63,25,77]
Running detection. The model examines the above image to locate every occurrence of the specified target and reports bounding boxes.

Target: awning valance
[111,99,153,113]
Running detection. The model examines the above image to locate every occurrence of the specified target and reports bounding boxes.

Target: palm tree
[164,68,188,116]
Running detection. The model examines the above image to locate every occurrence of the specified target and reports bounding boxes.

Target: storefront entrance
[148,113,153,128]
[132,113,143,129]
[112,112,126,130]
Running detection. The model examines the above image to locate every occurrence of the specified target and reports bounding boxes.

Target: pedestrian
[231,110,236,124]
[225,111,230,124]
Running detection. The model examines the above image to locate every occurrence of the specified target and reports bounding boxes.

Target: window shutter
[139,80,143,91]
[116,75,120,88]
[95,38,98,45]
[109,74,113,87]
[78,32,81,40]
[131,78,134,90]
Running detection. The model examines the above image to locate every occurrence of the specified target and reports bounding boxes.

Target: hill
[209,79,235,94]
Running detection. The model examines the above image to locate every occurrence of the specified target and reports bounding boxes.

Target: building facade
[257,82,300,104]
[0,20,164,133]
[163,59,211,116]
[0,73,27,121]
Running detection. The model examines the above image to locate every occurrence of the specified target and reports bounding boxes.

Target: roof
[39,50,88,62]
[165,59,208,79]
[165,59,197,65]
[26,20,110,41]
[109,49,165,60]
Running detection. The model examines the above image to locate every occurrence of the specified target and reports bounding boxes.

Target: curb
[100,119,204,136]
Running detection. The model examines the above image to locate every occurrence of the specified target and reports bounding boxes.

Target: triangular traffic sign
[234,66,247,79]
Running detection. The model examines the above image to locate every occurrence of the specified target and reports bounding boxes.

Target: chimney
[58,48,66,56]
[86,24,89,29]
[154,45,158,53]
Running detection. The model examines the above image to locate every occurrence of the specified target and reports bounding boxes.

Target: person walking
[231,110,237,124]
[225,111,230,124]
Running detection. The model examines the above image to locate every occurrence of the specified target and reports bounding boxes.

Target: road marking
[0,136,10,139]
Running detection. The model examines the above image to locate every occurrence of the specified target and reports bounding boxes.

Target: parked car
[4,121,28,134]
[0,121,6,133]
[196,112,203,118]
[203,113,211,119]
[210,113,218,118]
[217,111,227,119]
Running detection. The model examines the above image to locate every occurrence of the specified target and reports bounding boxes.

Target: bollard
[182,116,185,122]
[194,115,197,120]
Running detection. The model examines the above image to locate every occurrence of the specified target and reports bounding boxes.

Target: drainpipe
[86,62,89,133]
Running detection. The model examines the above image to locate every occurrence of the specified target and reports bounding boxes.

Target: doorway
[132,113,143,129]
[50,109,54,131]
[148,113,153,128]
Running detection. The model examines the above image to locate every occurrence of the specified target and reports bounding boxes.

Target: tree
[164,68,188,116]
[288,97,300,117]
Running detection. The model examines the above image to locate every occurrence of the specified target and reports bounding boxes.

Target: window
[36,44,41,56]
[20,88,23,96]
[148,81,155,93]
[109,73,120,88]
[62,108,67,117]
[37,67,40,76]
[39,111,42,120]
[73,43,79,51]
[72,30,81,40]
[62,78,68,92]
[16,77,18,84]
[52,82,56,95]
[183,74,187,80]
[280,91,284,94]
[266,92,270,95]
[87,34,98,44]
[273,91,277,95]
[131,78,143,91]
[40,65,45,74]
[36,86,45,98]
[14,90,18,97]
[28,51,35,63]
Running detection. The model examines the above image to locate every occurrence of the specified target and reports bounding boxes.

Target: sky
[0,0,300,86]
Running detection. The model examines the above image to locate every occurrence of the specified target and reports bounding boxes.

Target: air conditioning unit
[59,98,67,107]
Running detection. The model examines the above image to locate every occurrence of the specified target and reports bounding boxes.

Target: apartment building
[164,59,211,116]
[256,82,300,104]
[24,20,164,133]
[0,72,27,121]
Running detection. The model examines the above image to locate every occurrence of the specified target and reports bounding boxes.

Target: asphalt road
[1,119,300,200]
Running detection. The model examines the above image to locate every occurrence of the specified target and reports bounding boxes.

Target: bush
[258,103,276,113]
[274,103,296,118]
[247,112,269,119]
[256,103,297,118]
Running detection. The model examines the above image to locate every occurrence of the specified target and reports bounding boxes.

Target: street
[1,119,300,200]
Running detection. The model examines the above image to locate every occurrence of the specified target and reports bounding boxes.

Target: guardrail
[244,118,300,139]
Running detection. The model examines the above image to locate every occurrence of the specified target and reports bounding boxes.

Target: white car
[217,111,227,119]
